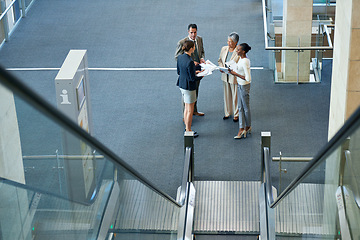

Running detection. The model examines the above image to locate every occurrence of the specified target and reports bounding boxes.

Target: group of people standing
[175,24,252,139]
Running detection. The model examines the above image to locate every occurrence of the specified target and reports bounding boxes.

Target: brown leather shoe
[193,111,205,116]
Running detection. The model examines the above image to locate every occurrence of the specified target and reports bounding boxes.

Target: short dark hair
[188,24,197,30]
[182,40,195,52]
[240,43,251,53]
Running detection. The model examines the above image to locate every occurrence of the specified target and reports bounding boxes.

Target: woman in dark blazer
[177,40,200,137]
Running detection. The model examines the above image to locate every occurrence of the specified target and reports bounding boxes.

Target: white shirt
[234,57,251,85]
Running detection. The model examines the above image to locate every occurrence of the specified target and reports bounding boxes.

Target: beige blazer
[218,46,240,84]
[175,36,205,62]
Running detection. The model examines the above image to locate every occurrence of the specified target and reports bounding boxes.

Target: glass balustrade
[267,108,360,239]
[0,0,36,47]
[0,69,181,240]
[263,0,335,83]
[0,18,5,43]
[0,177,112,240]
[273,152,337,238]
[342,127,360,239]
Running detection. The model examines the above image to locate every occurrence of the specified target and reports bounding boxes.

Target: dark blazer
[176,53,197,91]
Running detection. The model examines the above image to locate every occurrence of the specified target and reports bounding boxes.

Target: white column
[0,85,25,184]
[328,0,360,138]
[326,0,360,236]
[281,0,313,82]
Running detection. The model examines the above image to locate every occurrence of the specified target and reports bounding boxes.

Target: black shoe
[233,117,239,122]
[223,116,229,120]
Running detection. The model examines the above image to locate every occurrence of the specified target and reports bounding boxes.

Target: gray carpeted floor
[0,0,331,217]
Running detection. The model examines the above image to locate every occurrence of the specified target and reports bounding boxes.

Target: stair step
[275,183,333,236]
[114,180,179,232]
[193,181,261,234]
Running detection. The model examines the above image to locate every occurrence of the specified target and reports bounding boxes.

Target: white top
[234,57,251,85]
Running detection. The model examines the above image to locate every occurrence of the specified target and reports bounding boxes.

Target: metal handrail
[272,156,312,162]
[23,154,104,160]
[0,65,182,208]
[178,147,192,205]
[324,24,333,48]
[269,106,360,208]
[262,0,334,51]
[264,147,274,205]
[0,176,101,205]
[0,0,17,21]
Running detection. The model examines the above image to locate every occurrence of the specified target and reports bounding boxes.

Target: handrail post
[20,0,26,17]
[177,132,196,240]
[260,132,274,240]
[279,151,282,192]
[344,150,360,208]
[55,149,63,194]
[184,131,194,182]
[339,138,349,186]
[261,132,271,182]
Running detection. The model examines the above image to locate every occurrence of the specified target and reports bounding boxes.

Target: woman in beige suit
[218,32,240,122]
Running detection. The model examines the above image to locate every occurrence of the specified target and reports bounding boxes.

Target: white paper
[196,68,212,77]
[224,60,237,70]
[197,60,219,77]
[196,59,237,77]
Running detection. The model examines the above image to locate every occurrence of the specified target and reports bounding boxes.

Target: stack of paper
[196,60,217,77]
[196,60,237,77]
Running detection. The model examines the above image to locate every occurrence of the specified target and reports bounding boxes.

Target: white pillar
[326,0,360,236]
[281,0,313,82]
[328,0,360,138]
[0,85,25,184]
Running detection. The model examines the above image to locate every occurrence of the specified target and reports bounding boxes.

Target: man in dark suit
[175,24,205,116]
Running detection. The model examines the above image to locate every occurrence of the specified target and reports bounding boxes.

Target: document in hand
[224,60,237,71]
[196,60,219,77]
[218,60,237,73]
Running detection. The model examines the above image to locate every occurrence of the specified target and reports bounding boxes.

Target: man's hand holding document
[196,60,237,77]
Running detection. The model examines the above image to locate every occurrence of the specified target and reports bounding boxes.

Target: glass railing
[272,48,328,83]
[342,151,360,238]
[0,17,5,44]
[0,65,182,239]
[261,106,360,239]
[0,176,113,240]
[262,0,334,83]
[0,0,35,46]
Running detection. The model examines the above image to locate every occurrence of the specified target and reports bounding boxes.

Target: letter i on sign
[60,89,71,104]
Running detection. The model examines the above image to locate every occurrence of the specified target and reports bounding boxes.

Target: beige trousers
[223,81,239,117]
